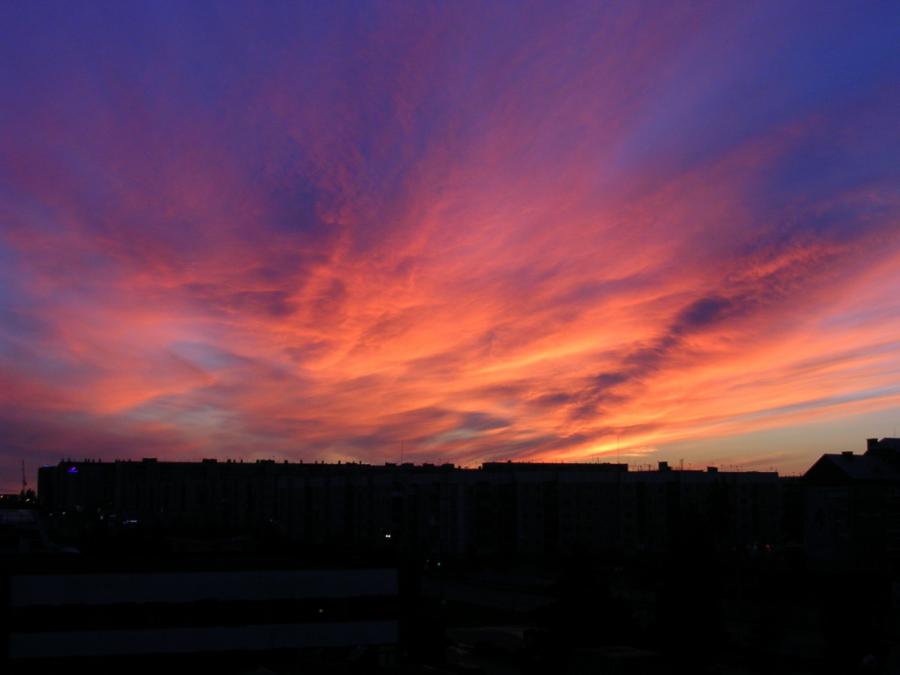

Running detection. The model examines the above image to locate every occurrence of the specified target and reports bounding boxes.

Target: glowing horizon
[2,2,899,489]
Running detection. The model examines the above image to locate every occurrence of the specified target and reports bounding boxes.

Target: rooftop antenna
[21,459,27,495]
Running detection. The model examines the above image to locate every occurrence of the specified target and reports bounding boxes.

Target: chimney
[658,461,670,472]
[867,438,879,453]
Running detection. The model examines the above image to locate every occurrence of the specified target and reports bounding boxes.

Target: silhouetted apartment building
[38,458,781,559]
[1,554,398,675]
[24,440,900,673]
[802,437,900,571]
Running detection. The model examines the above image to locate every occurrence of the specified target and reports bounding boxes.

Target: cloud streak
[1,1,899,487]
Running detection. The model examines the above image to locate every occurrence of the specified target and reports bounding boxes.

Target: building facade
[38,459,782,560]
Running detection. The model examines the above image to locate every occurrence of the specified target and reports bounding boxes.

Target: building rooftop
[803,437,900,484]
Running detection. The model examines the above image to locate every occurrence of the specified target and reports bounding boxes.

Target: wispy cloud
[1,1,899,487]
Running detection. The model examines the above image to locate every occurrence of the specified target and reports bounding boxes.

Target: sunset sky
[2,1,899,489]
